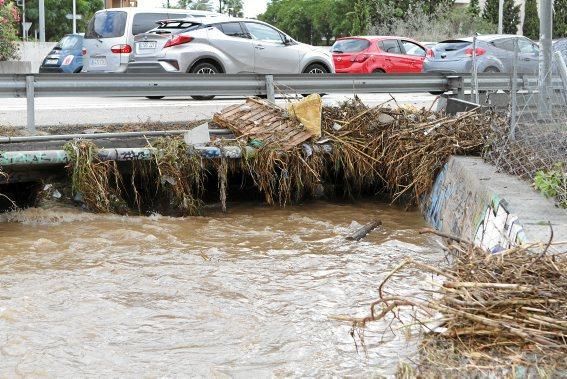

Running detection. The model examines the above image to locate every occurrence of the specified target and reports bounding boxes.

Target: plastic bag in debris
[288,94,322,138]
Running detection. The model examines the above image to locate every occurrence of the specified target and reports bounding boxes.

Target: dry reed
[64,140,126,213]
[337,229,567,377]
[150,137,205,216]
[61,100,499,215]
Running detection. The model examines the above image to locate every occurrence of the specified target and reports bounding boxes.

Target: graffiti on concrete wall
[474,196,526,253]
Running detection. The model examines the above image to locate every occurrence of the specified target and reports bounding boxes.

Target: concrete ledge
[0,61,31,74]
[423,156,566,252]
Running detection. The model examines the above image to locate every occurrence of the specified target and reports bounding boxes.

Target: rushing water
[0,200,442,377]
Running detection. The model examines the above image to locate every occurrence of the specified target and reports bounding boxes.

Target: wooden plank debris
[212,98,314,150]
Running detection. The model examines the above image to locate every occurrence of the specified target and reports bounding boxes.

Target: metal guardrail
[0,73,563,132]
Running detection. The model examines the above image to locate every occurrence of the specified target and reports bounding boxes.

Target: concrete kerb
[423,156,567,253]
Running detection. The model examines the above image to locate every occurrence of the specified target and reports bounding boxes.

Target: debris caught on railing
[2,96,501,215]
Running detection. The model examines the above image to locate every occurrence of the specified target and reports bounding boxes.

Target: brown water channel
[0,200,442,377]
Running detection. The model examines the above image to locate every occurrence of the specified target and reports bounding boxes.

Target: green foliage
[0,0,20,61]
[260,0,490,45]
[482,0,520,34]
[259,0,330,44]
[25,0,103,41]
[372,5,496,42]
[176,0,214,11]
[554,0,567,38]
[351,0,372,35]
[222,0,243,17]
[522,0,538,40]
[534,163,567,208]
[467,0,481,17]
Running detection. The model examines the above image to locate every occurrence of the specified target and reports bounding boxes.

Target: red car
[331,36,428,74]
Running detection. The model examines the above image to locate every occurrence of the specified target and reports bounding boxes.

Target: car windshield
[85,11,127,39]
[56,35,82,50]
[332,39,370,53]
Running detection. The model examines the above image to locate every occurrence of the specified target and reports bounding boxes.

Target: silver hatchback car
[128,17,334,77]
[423,34,540,74]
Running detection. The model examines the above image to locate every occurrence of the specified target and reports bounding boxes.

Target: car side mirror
[283,36,292,45]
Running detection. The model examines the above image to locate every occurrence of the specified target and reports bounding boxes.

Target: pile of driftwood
[61,97,499,215]
[339,229,567,377]
[320,98,496,205]
[212,96,497,207]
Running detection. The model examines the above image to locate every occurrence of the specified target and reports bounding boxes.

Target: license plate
[138,41,157,49]
[46,58,59,65]
[90,57,107,66]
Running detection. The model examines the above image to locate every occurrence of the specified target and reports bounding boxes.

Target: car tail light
[62,55,74,66]
[426,49,435,58]
[164,35,193,48]
[82,48,87,56]
[464,47,486,57]
[350,54,369,63]
[111,44,132,54]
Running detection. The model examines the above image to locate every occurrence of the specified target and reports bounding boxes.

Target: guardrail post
[25,75,36,133]
[265,75,276,104]
[447,76,465,100]
[554,51,567,104]
[510,39,519,140]
[471,35,479,104]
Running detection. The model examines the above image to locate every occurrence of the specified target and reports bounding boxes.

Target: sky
[137,0,269,18]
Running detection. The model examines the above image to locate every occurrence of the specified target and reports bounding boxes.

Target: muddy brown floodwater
[0,200,442,377]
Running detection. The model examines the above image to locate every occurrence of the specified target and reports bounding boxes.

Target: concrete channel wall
[422,156,567,252]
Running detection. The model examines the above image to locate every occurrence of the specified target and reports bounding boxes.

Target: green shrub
[371,5,496,43]
[0,0,20,61]
[534,163,567,208]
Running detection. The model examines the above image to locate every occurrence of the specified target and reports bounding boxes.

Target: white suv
[83,8,219,73]
[128,16,334,76]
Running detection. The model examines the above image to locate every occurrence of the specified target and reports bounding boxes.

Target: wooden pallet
[212,98,313,150]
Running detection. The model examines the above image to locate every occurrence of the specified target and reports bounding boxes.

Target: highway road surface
[0,93,438,129]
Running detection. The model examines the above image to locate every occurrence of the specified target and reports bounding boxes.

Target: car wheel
[301,63,328,97]
[303,63,329,74]
[373,69,386,74]
[146,96,165,100]
[483,67,500,73]
[190,62,220,101]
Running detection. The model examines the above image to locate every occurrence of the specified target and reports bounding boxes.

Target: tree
[260,0,357,44]
[522,0,538,40]
[554,0,567,38]
[482,0,520,34]
[25,0,103,41]
[176,0,214,10]
[467,0,481,17]
[222,0,243,17]
[0,0,20,61]
[350,0,371,35]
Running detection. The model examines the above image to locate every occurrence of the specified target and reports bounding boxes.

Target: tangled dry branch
[336,229,566,376]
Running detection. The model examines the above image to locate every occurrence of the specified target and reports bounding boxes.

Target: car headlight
[62,55,74,66]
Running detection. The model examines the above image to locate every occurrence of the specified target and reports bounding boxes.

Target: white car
[128,16,334,75]
[83,7,220,73]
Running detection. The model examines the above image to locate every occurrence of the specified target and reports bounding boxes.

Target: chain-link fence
[481,44,567,209]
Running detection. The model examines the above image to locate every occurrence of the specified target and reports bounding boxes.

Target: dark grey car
[423,34,540,74]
